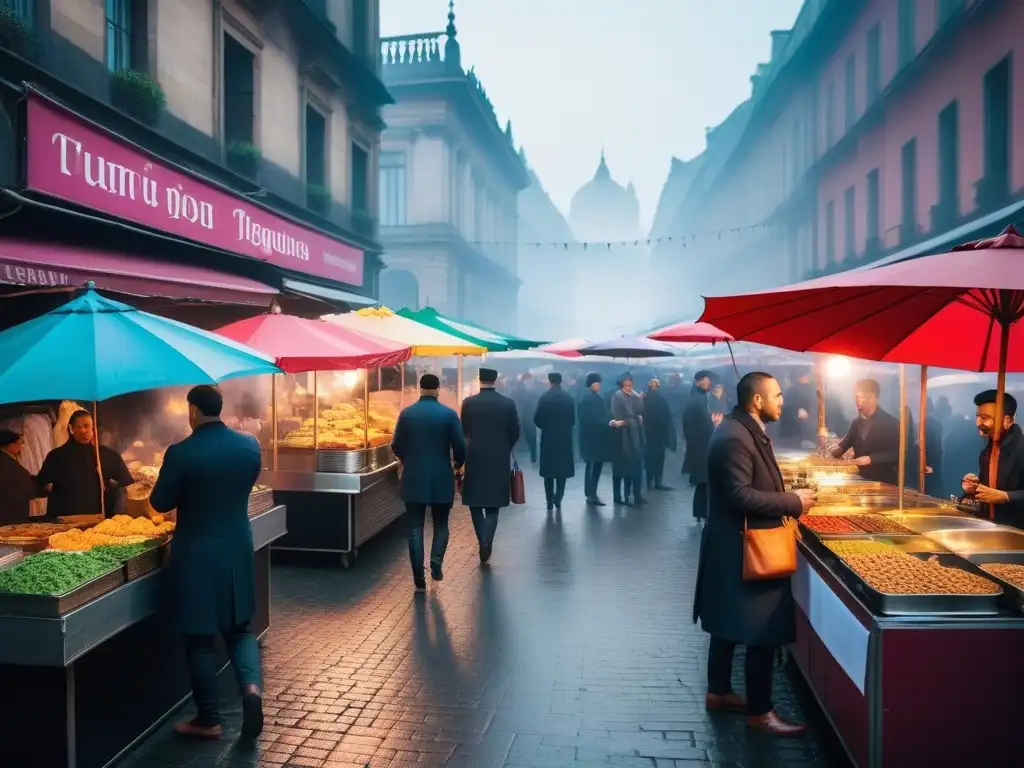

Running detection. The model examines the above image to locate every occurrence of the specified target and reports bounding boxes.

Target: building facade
[376,6,528,332]
[652,0,1024,319]
[517,150,578,340]
[0,0,388,316]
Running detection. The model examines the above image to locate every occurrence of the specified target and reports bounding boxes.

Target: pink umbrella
[647,321,738,376]
[535,337,590,358]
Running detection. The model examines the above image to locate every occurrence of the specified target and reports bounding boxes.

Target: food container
[0,565,125,617]
[247,487,274,518]
[122,537,168,581]
[961,551,1024,613]
[836,551,1002,616]
[0,546,23,569]
[56,515,105,528]
[369,443,394,469]
[820,534,950,555]
[890,514,999,534]
[316,449,369,474]
[922,527,1024,555]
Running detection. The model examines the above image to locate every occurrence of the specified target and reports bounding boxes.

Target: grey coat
[693,408,803,647]
[460,388,520,508]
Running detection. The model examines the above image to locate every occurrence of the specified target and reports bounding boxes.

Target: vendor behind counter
[36,410,134,518]
[0,429,39,525]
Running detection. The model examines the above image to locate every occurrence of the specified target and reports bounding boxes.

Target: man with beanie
[578,373,615,505]
[534,372,576,512]
[392,373,466,589]
[0,430,39,525]
[461,367,520,563]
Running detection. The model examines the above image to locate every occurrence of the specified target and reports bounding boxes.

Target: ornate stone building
[377,3,528,331]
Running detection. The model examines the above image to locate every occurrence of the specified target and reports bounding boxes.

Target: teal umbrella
[398,307,546,351]
[0,283,281,404]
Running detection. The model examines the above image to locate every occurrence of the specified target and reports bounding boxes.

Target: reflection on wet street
[122,467,847,767]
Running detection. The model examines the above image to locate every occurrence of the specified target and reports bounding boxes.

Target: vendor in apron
[36,410,134,519]
[0,430,40,525]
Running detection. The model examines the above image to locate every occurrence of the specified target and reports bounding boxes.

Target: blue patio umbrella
[0,283,282,404]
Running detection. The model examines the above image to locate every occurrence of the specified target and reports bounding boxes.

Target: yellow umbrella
[323,307,486,357]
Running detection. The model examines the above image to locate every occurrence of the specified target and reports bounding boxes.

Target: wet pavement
[120,463,848,768]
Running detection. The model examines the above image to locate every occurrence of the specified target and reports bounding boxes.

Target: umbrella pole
[363,369,369,452]
[988,319,1011,520]
[400,364,406,409]
[918,366,928,493]
[457,356,464,406]
[94,401,105,518]
[898,365,907,511]
[726,341,739,380]
[313,371,319,453]
[272,373,278,471]
[814,357,828,456]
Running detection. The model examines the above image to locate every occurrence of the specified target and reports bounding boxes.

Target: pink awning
[0,239,277,305]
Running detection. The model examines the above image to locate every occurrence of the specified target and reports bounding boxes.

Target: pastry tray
[247,488,275,518]
[834,550,1002,616]
[961,552,1024,613]
[122,537,168,581]
[0,562,125,617]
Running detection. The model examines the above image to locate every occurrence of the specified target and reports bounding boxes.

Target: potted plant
[110,69,166,126]
[306,183,330,214]
[227,140,262,179]
[0,6,33,59]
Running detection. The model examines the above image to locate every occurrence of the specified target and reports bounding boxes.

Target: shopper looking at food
[962,390,1024,529]
[829,378,900,485]
[150,385,264,742]
[0,430,40,525]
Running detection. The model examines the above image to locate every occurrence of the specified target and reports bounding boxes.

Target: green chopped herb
[0,549,122,596]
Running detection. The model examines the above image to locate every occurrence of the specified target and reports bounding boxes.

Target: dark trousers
[613,475,643,501]
[520,428,537,463]
[693,482,708,519]
[406,502,451,575]
[707,637,774,717]
[184,622,262,727]
[584,461,604,497]
[470,507,500,548]
[543,477,567,506]
[646,446,666,487]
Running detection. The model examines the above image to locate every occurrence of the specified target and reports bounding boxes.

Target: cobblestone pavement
[121,463,848,768]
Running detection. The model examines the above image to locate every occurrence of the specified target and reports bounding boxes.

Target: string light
[461,221,775,249]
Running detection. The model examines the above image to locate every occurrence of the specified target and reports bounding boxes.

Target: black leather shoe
[413,572,426,591]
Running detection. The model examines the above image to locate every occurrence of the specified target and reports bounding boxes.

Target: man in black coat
[534,372,576,512]
[511,372,538,463]
[683,370,716,520]
[693,372,814,737]
[643,378,675,491]
[0,430,40,525]
[829,378,900,485]
[392,374,467,589]
[461,367,520,563]
[962,390,1024,529]
[578,372,615,506]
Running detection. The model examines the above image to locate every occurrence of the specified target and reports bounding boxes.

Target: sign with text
[26,94,364,286]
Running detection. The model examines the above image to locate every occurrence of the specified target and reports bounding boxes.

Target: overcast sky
[380,0,804,235]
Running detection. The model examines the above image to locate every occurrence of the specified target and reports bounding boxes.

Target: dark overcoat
[610,389,644,476]
[0,451,37,525]
[533,386,576,479]
[392,395,466,505]
[693,408,804,647]
[578,391,615,463]
[36,439,134,518]
[643,389,676,454]
[150,422,261,635]
[682,387,714,484]
[978,424,1024,529]
[460,388,520,508]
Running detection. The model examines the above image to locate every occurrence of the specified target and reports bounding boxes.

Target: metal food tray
[962,552,1024,612]
[122,538,167,581]
[0,565,125,617]
[923,527,1024,555]
[835,551,1003,616]
[816,533,951,556]
[891,514,999,534]
[0,546,23,569]
[247,488,275,518]
[316,448,370,474]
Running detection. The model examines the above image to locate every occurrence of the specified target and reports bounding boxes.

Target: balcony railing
[381,33,447,69]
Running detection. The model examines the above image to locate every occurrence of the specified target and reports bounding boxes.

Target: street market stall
[0,286,288,768]
[265,307,484,564]
[700,226,1024,767]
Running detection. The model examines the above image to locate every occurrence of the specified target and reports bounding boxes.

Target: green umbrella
[397,307,546,352]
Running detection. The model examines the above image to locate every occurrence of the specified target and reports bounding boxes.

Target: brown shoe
[746,710,807,737]
[705,691,747,713]
[173,719,223,739]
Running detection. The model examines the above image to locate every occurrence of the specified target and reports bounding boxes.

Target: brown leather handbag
[510,455,526,505]
[742,516,799,581]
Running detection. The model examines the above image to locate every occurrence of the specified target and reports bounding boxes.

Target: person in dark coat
[510,372,539,463]
[683,371,716,520]
[0,430,40,525]
[578,372,615,506]
[779,372,815,448]
[829,378,901,485]
[923,407,945,498]
[534,372,576,512]
[693,372,814,737]
[392,373,467,589]
[36,409,134,519]
[962,390,1024,529]
[643,378,675,491]
[461,368,520,563]
[149,386,264,742]
[610,373,645,505]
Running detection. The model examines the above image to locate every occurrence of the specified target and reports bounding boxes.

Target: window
[105,0,132,71]
[825,201,836,266]
[937,100,959,214]
[898,0,915,67]
[2,0,32,25]
[350,142,368,213]
[844,186,856,258]
[844,53,856,130]
[866,168,880,244]
[825,80,836,147]
[866,24,881,103]
[223,33,256,153]
[983,56,1011,197]
[901,138,917,242]
[352,0,369,61]
[378,152,407,226]
[305,106,328,213]
[937,0,963,27]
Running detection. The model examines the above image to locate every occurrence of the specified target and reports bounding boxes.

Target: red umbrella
[216,311,412,373]
[536,337,590,358]
[647,320,734,344]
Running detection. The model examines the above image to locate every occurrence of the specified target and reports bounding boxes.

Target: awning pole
[898,364,907,511]
[272,373,278,471]
[918,366,928,493]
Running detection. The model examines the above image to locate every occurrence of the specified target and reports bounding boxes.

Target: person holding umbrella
[533,372,576,512]
[962,390,1024,528]
[610,373,645,506]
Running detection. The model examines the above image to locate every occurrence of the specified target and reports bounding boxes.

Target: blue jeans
[407,502,451,575]
[184,622,262,727]
[469,507,500,548]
